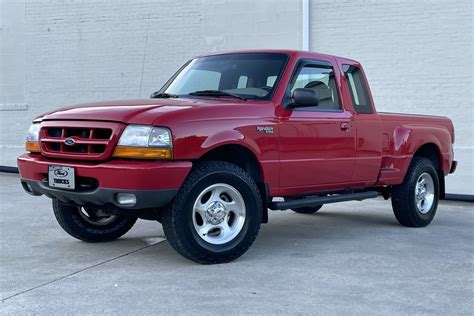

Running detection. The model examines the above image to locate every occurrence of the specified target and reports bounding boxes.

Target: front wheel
[53,199,137,242]
[391,157,439,227]
[161,161,262,264]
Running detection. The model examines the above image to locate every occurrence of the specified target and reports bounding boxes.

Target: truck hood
[38,98,227,125]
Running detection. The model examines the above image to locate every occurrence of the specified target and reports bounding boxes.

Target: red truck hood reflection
[39,98,230,125]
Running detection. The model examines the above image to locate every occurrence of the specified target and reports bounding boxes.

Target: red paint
[17,153,191,190]
[19,50,455,197]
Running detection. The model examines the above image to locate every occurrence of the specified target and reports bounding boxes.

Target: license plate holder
[48,166,75,190]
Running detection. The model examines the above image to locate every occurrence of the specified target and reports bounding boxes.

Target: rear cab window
[343,65,373,113]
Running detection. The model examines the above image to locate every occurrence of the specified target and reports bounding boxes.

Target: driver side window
[291,64,341,111]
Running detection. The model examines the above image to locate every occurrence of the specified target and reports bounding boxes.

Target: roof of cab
[196,49,359,64]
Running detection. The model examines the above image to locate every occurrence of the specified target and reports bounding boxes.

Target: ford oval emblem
[54,169,68,177]
[64,138,75,146]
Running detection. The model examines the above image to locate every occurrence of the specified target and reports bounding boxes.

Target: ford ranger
[17,50,457,264]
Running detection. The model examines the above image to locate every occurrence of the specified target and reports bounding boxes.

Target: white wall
[0,0,472,194]
[310,0,473,194]
[0,0,26,111]
[0,0,302,166]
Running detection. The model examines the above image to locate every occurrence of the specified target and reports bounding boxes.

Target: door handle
[340,122,351,131]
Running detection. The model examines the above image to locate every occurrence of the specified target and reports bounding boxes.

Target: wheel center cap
[205,201,227,225]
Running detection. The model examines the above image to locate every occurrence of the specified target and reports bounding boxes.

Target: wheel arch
[413,143,442,169]
[197,143,269,223]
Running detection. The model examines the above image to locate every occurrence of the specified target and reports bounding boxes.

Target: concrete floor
[0,173,472,315]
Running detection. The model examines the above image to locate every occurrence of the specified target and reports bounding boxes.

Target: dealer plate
[48,166,75,190]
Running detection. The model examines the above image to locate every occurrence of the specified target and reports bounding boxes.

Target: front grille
[39,121,123,161]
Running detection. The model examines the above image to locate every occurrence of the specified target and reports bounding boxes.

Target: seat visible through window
[304,80,338,110]
[290,63,341,111]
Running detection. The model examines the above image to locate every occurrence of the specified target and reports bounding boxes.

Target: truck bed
[377,112,455,185]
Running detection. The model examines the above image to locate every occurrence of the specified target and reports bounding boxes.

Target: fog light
[116,193,137,206]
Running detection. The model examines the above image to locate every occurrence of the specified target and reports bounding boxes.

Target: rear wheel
[52,199,137,242]
[285,196,323,214]
[161,161,262,264]
[391,157,439,227]
[292,205,323,214]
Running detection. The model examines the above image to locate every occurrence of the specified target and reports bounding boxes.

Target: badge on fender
[256,126,273,134]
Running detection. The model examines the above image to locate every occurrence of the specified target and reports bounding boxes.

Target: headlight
[26,123,40,142]
[25,123,41,153]
[113,125,173,159]
[117,125,172,147]
[149,127,172,147]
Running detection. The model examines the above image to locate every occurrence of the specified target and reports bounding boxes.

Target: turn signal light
[112,146,172,159]
[25,141,40,153]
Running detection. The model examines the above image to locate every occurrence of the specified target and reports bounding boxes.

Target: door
[278,58,356,195]
[340,62,383,187]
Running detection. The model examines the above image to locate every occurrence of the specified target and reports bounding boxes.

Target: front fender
[200,129,261,157]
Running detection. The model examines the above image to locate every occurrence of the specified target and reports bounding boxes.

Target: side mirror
[289,88,319,108]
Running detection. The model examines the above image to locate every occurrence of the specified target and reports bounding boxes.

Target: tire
[285,196,323,214]
[391,157,439,227]
[161,161,262,264]
[52,199,137,242]
[292,205,323,214]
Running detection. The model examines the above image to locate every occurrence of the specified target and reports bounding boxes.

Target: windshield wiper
[189,90,247,101]
[150,92,179,99]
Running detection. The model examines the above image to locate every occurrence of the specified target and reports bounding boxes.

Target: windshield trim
[155,52,290,101]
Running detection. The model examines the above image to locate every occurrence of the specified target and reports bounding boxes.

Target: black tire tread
[53,199,137,242]
[292,205,323,214]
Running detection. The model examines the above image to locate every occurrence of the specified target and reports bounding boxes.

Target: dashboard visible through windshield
[160,53,289,100]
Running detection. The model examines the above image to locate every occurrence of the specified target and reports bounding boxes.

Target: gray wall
[309,0,473,194]
[0,0,302,164]
[0,0,472,194]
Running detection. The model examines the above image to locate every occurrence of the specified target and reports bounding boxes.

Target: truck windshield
[160,53,288,100]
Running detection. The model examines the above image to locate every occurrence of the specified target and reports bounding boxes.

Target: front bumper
[21,179,177,209]
[17,153,192,209]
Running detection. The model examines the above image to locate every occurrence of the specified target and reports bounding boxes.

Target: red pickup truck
[18,50,456,264]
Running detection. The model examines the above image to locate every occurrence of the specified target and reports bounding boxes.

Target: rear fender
[407,127,452,175]
[379,125,452,185]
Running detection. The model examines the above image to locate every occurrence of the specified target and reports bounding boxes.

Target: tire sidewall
[53,200,136,242]
[64,204,128,232]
